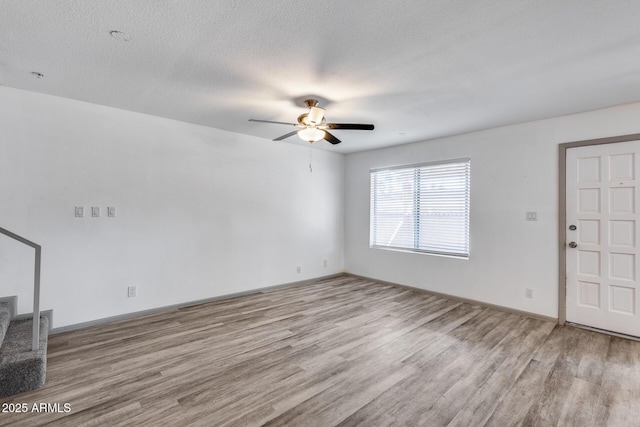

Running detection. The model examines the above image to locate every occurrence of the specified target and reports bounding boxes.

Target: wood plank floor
[2,275,640,426]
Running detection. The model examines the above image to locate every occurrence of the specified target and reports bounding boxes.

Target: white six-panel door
[566,140,640,337]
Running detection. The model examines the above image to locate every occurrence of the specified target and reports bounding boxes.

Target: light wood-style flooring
[2,275,640,426]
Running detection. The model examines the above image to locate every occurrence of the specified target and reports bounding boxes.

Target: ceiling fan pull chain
[309,145,313,173]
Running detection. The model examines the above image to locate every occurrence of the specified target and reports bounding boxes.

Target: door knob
[568,242,577,248]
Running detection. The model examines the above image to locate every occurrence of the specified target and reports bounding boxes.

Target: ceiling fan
[249,99,374,145]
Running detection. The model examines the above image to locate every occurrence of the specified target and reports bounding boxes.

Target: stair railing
[0,226,41,351]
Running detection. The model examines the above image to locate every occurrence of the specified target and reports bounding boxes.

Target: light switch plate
[107,207,116,217]
[91,206,100,217]
[74,206,84,218]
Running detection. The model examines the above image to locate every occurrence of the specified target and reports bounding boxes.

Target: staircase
[0,301,49,398]
[0,225,48,398]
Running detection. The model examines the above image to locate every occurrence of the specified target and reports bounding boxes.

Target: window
[370,158,470,258]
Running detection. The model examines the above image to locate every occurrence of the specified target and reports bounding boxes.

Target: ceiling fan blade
[326,123,374,130]
[249,119,297,126]
[273,131,298,141]
[323,131,341,145]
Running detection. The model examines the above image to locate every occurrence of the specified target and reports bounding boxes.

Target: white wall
[4,85,640,328]
[345,102,640,318]
[0,86,344,328]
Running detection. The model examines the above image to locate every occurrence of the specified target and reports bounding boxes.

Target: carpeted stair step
[0,316,49,398]
[0,302,11,348]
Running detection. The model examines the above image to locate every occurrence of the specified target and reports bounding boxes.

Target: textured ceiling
[2,1,640,153]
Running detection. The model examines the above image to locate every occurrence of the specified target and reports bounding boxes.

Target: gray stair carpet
[0,315,49,398]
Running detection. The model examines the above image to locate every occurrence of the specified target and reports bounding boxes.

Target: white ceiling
[2,1,640,153]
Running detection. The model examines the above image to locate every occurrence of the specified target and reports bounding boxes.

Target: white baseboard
[346,273,558,324]
[50,273,344,334]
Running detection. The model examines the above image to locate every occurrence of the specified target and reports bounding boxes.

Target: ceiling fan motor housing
[303,99,319,108]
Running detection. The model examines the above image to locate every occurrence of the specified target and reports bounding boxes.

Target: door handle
[568,242,577,248]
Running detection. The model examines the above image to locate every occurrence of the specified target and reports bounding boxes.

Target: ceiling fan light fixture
[307,106,325,125]
[298,127,325,143]
[249,98,374,145]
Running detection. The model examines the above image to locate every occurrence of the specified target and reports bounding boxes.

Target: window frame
[369,158,471,259]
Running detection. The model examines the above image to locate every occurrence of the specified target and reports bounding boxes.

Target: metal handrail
[0,226,41,351]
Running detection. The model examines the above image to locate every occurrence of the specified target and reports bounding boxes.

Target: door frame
[558,132,640,324]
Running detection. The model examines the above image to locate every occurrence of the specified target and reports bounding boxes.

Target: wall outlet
[526,211,537,221]
[526,288,533,299]
[296,267,301,274]
[323,260,328,268]
[128,286,137,298]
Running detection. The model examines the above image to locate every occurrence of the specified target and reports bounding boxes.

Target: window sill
[369,245,469,260]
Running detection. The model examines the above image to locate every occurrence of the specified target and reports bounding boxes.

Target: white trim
[50,274,343,334]
[348,273,558,323]
[369,245,469,259]
[370,157,471,173]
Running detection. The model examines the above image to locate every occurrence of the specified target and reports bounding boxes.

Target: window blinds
[370,159,470,258]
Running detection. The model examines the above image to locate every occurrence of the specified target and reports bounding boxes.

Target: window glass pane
[370,159,470,258]
[371,169,416,248]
